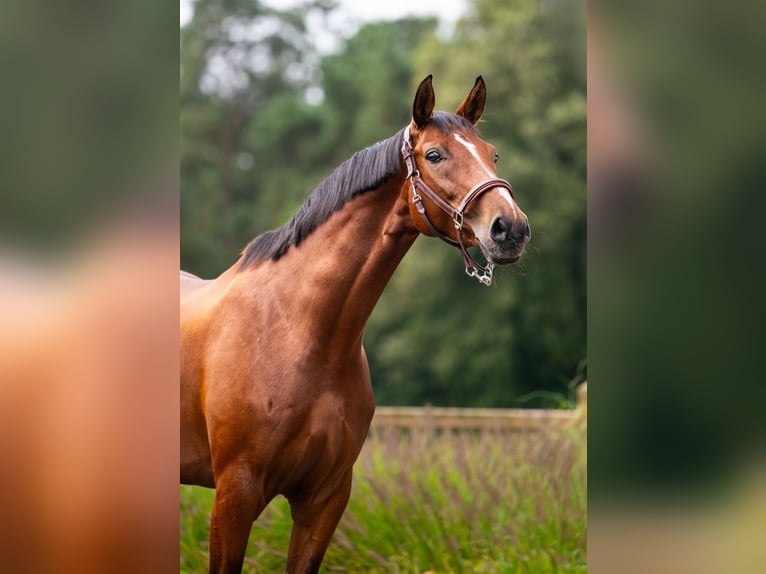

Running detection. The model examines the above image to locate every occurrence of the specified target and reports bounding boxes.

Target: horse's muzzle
[483,215,530,265]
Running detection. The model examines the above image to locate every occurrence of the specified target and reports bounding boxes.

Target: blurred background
[0,1,178,572]
[180,0,587,409]
[589,1,766,572]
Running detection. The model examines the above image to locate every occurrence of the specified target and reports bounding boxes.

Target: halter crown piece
[401,125,516,286]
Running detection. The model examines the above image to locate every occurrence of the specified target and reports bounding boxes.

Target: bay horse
[180,75,531,574]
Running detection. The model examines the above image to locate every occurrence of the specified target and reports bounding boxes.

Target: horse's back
[179,269,217,487]
[180,269,210,294]
[180,269,218,317]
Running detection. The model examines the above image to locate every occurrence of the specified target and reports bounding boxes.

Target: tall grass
[180,421,586,573]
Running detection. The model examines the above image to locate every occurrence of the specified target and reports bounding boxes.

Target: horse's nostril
[490,216,511,243]
[523,220,531,240]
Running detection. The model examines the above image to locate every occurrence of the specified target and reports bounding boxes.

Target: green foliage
[2,0,177,250]
[180,0,586,406]
[180,426,587,572]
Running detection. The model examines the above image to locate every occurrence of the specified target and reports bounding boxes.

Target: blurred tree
[181,0,322,276]
[319,18,438,156]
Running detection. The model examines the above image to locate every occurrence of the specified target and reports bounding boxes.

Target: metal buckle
[410,176,422,204]
[410,170,420,193]
[453,211,463,230]
[465,265,494,286]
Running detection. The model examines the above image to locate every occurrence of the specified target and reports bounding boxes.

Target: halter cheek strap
[401,125,515,286]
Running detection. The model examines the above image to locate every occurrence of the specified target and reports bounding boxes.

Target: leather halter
[401,125,515,286]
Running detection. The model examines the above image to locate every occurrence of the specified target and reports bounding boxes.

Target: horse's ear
[455,76,486,125]
[412,75,435,128]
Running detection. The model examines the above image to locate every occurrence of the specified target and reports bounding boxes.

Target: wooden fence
[370,383,586,433]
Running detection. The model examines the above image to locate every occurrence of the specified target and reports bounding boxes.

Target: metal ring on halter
[466,265,494,286]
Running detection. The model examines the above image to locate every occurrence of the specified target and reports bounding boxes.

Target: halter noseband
[401,125,515,286]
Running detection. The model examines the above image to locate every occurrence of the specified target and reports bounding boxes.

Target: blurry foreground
[0,0,178,572]
[0,197,180,573]
[589,1,766,572]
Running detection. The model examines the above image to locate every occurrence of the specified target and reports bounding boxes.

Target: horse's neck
[327,179,419,343]
[238,176,417,357]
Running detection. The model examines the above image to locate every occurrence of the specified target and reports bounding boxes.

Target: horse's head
[403,75,531,284]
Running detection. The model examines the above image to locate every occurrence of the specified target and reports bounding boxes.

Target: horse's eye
[425,149,443,163]
[494,152,499,163]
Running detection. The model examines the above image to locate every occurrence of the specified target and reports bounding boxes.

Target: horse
[180,75,531,574]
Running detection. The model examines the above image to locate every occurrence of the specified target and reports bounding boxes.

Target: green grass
[180,422,586,573]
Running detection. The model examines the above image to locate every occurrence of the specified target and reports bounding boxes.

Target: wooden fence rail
[370,383,586,433]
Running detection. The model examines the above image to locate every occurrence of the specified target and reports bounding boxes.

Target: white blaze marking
[499,188,518,217]
[453,132,517,215]
[453,133,493,177]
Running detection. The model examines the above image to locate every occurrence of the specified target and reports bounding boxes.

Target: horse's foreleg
[285,470,353,574]
[208,465,267,574]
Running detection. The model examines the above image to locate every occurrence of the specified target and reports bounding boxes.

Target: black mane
[238,112,477,269]
[239,127,407,269]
